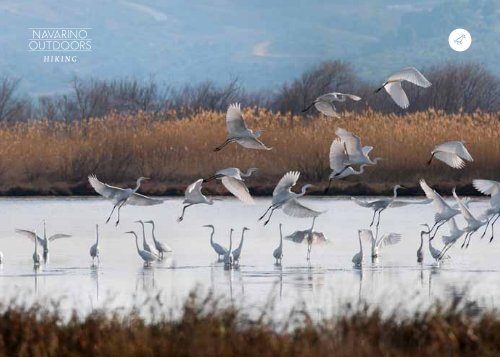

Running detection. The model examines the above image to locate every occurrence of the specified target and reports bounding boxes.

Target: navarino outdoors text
[28,28,92,52]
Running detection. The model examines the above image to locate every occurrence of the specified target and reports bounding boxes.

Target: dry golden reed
[0,108,497,195]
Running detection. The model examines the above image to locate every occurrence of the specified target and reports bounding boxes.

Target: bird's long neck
[391,186,400,201]
[299,185,309,197]
[238,230,246,250]
[140,223,146,244]
[359,236,363,255]
[354,164,367,175]
[96,226,99,244]
[310,217,316,231]
[133,234,140,253]
[228,231,233,252]
[150,223,157,243]
[242,169,254,177]
[279,226,283,249]
[134,178,143,192]
[209,228,215,246]
[418,232,423,251]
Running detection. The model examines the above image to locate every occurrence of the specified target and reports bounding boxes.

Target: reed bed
[1,293,500,356]
[0,109,498,195]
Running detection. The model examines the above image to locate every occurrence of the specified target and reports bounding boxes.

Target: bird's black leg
[461,232,470,249]
[115,201,127,226]
[481,216,493,239]
[106,202,119,224]
[214,139,234,152]
[490,214,500,242]
[301,101,317,113]
[431,221,446,240]
[324,179,334,194]
[177,204,192,222]
[258,205,274,221]
[369,209,377,227]
[264,208,276,226]
[376,209,384,229]
[427,153,435,166]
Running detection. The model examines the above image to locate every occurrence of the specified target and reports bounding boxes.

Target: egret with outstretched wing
[302,92,362,117]
[428,141,473,169]
[178,179,214,222]
[203,167,256,204]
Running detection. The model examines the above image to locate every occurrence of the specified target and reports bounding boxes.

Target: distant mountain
[0,0,498,95]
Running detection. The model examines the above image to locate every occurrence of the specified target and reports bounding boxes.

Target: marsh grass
[0,109,498,196]
[1,291,500,356]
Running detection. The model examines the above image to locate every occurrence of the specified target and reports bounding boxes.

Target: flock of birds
[0,67,498,271]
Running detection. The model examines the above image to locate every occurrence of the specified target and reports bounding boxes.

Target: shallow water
[0,196,497,319]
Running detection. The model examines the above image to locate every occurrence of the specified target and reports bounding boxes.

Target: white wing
[338,93,362,101]
[385,81,409,109]
[282,199,322,218]
[389,198,433,208]
[237,137,272,150]
[419,179,450,214]
[387,67,431,88]
[226,103,248,135]
[473,180,500,196]
[377,233,402,248]
[15,229,44,244]
[88,175,126,201]
[351,197,372,208]
[185,179,204,200]
[434,152,465,169]
[433,141,473,162]
[221,177,255,204]
[314,101,339,117]
[335,128,363,156]
[358,229,374,242]
[362,146,373,156]
[452,188,476,224]
[48,233,72,241]
[273,171,300,197]
[329,139,348,172]
[127,193,164,206]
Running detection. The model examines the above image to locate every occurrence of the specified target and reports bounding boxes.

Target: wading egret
[420,179,460,239]
[0,250,3,264]
[324,138,369,193]
[178,179,214,222]
[90,224,100,266]
[427,141,473,169]
[135,220,159,257]
[259,171,322,226]
[335,128,383,166]
[16,220,71,261]
[144,220,172,258]
[417,230,424,263]
[374,67,431,109]
[302,92,362,117]
[33,229,42,267]
[273,224,283,265]
[88,175,163,226]
[353,230,370,267]
[232,227,250,265]
[125,231,159,266]
[366,230,402,258]
[203,167,257,204]
[224,229,234,269]
[473,179,500,241]
[351,185,405,228]
[214,103,271,151]
[452,188,486,248]
[203,225,228,260]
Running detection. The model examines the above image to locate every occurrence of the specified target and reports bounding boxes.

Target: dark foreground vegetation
[1,293,499,356]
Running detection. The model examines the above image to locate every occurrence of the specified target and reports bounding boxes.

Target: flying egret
[427,141,473,169]
[366,230,402,258]
[214,103,271,151]
[224,229,234,269]
[144,220,173,258]
[301,92,362,117]
[420,179,460,239]
[353,230,370,267]
[90,224,100,265]
[203,225,228,260]
[232,227,250,265]
[351,184,405,228]
[125,231,159,266]
[178,179,214,222]
[473,179,500,241]
[374,67,431,109]
[452,188,486,248]
[203,167,257,204]
[33,229,42,267]
[259,171,322,226]
[135,220,159,257]
[88,175,163,226]
[273,224,284,265]
[335,128,383,166]
[16,220,71,261]
[324,138,369,193]
[439,218,465,259]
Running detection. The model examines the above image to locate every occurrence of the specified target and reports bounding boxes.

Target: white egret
[439,218,465,259]
[473,179,500,241]
[419,179,460,239]
[335,128,383,166]
[16,220,71,260]
[351,184,405,228]
[452,188,486,248]
[417,230,424,263]
[203,167,257,204]
[367,230,402,258]
[203,225,228,260]
[273,224,283,265]
[33,230,42,267]
[125,231,159,266]
[324,138,369,193]
[135,220,159,257]
[90,224,100,265]
[88,175,163,226]
[259,171,322,226]
[214,103,271,151]
[224,229,234,269]
[0,250,3,264]
[178,179,214,222]
[144,220,173,258]
[302,92,362,117]
[427,141,473,169]
[353,230,370,267]
[232,227,250,265]
[374,67,431,109]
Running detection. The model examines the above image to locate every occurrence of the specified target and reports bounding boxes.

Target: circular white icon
[448,29,471,52]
